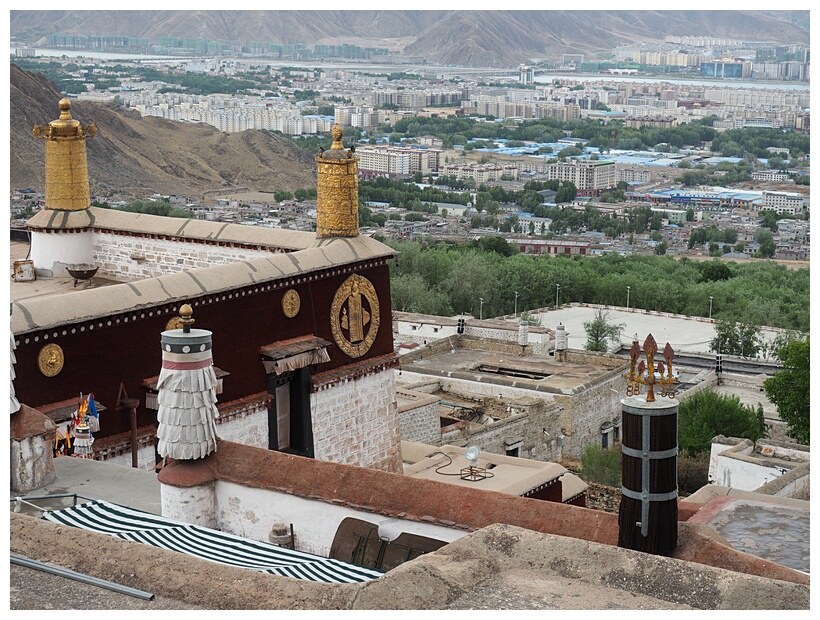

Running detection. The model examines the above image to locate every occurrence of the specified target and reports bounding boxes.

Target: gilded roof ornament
[315,124,359,237]
[33,98,96,212]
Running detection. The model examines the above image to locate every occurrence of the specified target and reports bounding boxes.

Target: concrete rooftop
[399,346,620,394]
[534,305,783,355]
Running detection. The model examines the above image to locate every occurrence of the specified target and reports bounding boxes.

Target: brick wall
[311,367,402,473]
[216,404,269,450]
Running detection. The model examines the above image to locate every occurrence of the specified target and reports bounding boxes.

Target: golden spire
[315,124,359,238]
[33,98,97,212]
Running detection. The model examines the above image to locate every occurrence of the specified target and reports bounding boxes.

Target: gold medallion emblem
[282,289,301,318]
[165,317,183,330]
[38,343,64,377]
[330,274,380,358]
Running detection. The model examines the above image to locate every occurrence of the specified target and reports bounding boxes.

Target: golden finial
[58,98,72,120]
[179,304,194,333]
[625,333,678,402]
[330,124,344,150]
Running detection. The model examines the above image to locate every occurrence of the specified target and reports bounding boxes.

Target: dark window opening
[267,368,313,458]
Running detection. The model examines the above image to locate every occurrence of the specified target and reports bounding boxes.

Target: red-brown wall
[13,260,394,439]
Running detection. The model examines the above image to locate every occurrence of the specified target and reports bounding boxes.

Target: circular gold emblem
[38,343,64,377]
[282,289,301,318]
[330,274,380,358]
[165,317,183,330]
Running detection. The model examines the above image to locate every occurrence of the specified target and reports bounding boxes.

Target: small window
[602,432,609,450]
[505,446,520,458]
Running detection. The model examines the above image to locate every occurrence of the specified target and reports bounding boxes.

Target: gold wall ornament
[330,274,380,358]
[315,124,359,238]
[34,98,96,212]
[282,289,301,318]
[165,317,183,331]
[38,343,65,377]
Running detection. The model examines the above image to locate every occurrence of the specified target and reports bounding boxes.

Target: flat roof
[402,441,587,502]
[398,345,621,394]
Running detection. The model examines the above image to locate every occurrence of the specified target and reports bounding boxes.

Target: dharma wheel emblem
[282,289,301,318]
[330,274,380,358]
[38,343,64,377]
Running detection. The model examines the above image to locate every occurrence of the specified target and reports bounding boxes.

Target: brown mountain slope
[403,11,811,67]
[10,64,317,199]
[10,10,810,68]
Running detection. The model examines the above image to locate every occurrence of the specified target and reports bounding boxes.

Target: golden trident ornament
[625,333,678,402]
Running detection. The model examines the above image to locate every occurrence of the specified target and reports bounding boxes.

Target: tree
[677,390,766,454]
[583,309,625,352]
[655,241,668,255]
[710,319,762,358]
[764,338,810,444]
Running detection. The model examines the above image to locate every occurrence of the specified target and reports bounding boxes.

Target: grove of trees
[386,240,810,334]
[764,338,810,444]
[677,390,767,455]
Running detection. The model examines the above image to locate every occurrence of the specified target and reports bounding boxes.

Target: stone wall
[551,370,626,459]
[397,388,441,445]
[92,231,275,281]
[95,441,157,471]
[312,366,401,473]
[397,367,623,462]
[584,482,622,513]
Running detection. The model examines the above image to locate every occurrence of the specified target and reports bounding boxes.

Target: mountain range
[10,10,810,68]
[10,64,318,198]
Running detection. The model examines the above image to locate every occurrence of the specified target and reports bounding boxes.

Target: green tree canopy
[763,338,810,444]
[677,390,766,454]
[710,320,762,358]
[583,308,625,352]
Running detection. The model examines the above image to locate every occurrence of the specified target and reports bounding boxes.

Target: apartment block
[759,191,805,215]
[544,159,617,195]
[441,163,520,183]
[356,145,412,177]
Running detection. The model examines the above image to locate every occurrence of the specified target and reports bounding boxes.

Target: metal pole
[709,296,713,320]
[11,554,155,600]
[514,291,519,317]
[479,297,484,320]
[555,284,560,310]
[627,285,630,309]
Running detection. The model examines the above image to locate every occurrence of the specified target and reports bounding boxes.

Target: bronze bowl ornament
[66,263,99,287]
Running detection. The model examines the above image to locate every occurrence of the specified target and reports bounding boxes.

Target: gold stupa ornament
[33,98,97,211]
[316,124,359,238]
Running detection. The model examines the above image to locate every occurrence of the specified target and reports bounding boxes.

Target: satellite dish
[465,445,480,467]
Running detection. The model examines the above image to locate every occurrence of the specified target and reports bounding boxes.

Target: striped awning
[42,500,383,583]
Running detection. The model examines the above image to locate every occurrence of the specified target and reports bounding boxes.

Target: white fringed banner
[156,328,219,460]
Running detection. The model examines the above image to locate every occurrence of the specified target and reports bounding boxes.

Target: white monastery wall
[163,480,463,557]
[30,230,95,277]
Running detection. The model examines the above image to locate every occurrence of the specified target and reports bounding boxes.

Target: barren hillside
[10,64,318,199]
[10,10,810,69]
